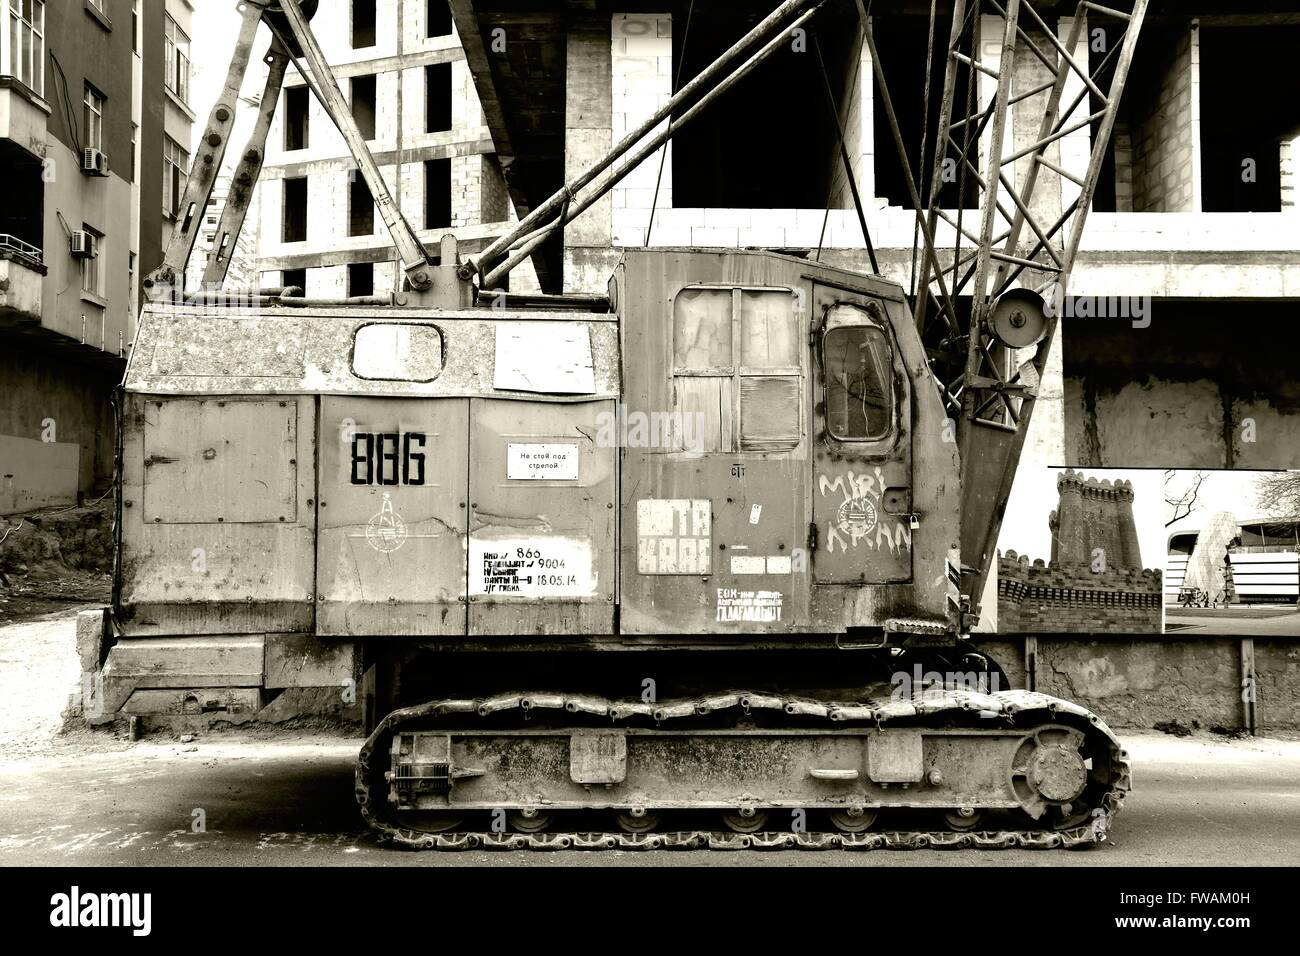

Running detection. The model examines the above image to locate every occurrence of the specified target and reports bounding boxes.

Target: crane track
[356,688,1130,851]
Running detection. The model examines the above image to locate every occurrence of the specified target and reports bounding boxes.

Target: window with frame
[5,0,45,96]
[164,13,190,104]
[823,320,894,442]
[83,82,104,152]
[163,135,189,219]
[672,287,801,452]
[80,224,103,298]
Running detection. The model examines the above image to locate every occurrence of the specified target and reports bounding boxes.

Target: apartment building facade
[257,0,537,297]
[0,0,194,512]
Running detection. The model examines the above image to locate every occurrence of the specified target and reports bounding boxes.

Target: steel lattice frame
[863,0,1148,614]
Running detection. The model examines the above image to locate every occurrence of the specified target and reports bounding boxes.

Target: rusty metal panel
[467,398,616,636]
[616,251,811,634]
[316,396,468,637]
[810,289,913,586]
[143,399,297,523]
[118,396,315,636]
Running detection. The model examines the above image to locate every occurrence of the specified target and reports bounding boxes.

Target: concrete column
[563,16,619,291]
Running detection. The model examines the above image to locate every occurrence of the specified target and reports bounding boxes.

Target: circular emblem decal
[836,497,878,537]
[366,492,408,553]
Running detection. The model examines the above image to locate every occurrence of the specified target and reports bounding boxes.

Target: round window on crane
[351,323,444,382]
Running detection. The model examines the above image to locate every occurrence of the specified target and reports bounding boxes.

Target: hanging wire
[907,0,939,298]
[812,29,876,272]
[816,25,865,262]
[645,0,696,246]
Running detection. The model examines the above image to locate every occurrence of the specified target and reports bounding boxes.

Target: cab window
[824,324,893,441]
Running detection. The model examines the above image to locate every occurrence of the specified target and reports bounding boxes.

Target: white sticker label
[749,504,762,525]
[716,588,783,623]
[637,499,711,574]
[470,537,596,597]
[507,443,579,480]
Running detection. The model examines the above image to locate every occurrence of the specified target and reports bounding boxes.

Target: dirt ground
[0,499,113,624]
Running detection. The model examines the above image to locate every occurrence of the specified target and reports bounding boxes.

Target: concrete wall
[0,349,118,508]
[1064,301,1300,469]
[976,635,1298,733]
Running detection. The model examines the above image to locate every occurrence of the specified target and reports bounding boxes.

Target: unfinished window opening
[348,262,375,298]
[284,86,310,151]
[424,158,452,229]
[349,173,375,237]
[425,62,452,133]
[427,0,451,37]
[672,287,801,451]
[282,267,307,291]
[282,176,308,243]
[352,0,376,49]
[670,1,858,209]
[1199,25,1300,212]
[351,74,377,141]
[870,15,978,210]
[1168,533,1198,556]
[1094,23,1199,212]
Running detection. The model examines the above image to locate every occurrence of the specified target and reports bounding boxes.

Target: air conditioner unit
[81,148,110,177]
[70,231,97,259]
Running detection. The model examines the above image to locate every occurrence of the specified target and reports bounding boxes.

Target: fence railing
[0,233,44,268]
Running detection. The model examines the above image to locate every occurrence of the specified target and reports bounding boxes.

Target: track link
[356,688,1130,851]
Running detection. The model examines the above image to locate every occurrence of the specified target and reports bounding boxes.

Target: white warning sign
[716,588,784,623]
[507,443,579,480]
[470,537,596,598]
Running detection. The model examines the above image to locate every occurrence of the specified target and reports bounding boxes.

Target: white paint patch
[637,499,711,574]
[749,503,762,524]
[730,555,766,575]
[470,537,596,597]
[494,323,596,394]
[507,443,579,480]
[767,556,792,575]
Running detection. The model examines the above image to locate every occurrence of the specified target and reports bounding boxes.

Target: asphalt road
[2,731,1296,866]
[3,609,1297,866]
[1165,606,1300,636]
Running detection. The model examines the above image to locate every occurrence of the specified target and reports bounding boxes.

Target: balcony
[0,75,50,154]
[0,234,45,324]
